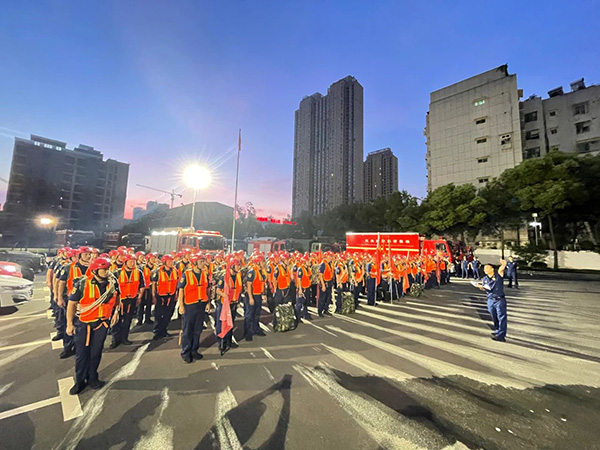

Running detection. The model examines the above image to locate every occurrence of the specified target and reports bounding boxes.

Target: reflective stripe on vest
[67,263,82,293]
[156,268,178,296]
[119,269,140,299]
[277,265,290,290]
[323,262,333,282]
[79,279,117,323]
[183,270,208,304]
[300,266,311,289]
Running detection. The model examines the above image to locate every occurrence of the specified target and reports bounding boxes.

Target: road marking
[0,313,46,321]
[261,347,275,360]
[0,343,47,369]
[0,396,61,421]
[132,388,174,450]
[47,310,53,319]
[259,322,270,333]
[215,387,243,450]
[0,382,14,396]
[50,333,63,350]
[263,365,275,381]
[0,339,49,352]
[212,362,220,371]
[304,320,338,337]
[58,377,83,421]
[261,306,270,314]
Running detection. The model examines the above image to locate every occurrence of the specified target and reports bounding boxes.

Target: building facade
[363,148,398,202]
[520,79,600,159]
[292,76,364,217]
[2,135,128,243]
[425,65,523,191]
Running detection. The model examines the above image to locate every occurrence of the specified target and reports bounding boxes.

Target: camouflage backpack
[274,303,296,332]
[409,283,424,297]
[339,291,356,315]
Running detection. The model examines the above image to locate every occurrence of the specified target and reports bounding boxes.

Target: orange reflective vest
[183,270,208,304]
[249,265,265,295]
[338,264,348,283]
[156,268,178,296]
[118,268,140,299]
[355,265,364,283]
[79,279,117,323]
[277,264,290,290]
[232,271,243,302]
[67,263,83,293]
[300,265,312,289]
[322,262,333,282]
[142,264,154,286]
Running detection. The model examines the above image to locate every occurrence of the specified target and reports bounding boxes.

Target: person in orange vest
[334,258,349,313]
[295,255,313,322]
[135,251,145,266]
[137,252,158,326]
[110,251,125,272]
[177,254,209,363]
[318,252,335,316]
[272,253,291,327]
[365,254,379,306]
[66,257,119,395]
[151,255,179,340]
[215,257,243,355]
[244,253,267,341]
[110,253,144,349]
[265,253,277,313]
[55,247,91,359]
[351,255,365,309]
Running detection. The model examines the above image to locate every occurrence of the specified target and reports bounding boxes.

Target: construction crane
[136,184,183,209]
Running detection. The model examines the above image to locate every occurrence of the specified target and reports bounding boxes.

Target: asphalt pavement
[0,274,599,450]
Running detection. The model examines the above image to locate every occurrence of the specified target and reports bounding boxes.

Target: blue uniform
[365,262,376,306]
[482,273,508,340]
[177,270,208,358]
[506,260,519,288]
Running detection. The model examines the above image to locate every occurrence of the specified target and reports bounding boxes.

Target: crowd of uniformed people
[46,245,464,396]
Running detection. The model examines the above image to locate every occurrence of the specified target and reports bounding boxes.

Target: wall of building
[364,148,398,202]
[474,248,600,270]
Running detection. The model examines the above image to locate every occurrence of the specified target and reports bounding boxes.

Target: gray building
[520,78,600,159]
[292,76,364,217]
[364,148,398,202]
[2,135,129,243]
[425,65,523,191]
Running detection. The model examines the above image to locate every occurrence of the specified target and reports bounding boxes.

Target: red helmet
[108,250,118,257]
[135,251,145,258]
[146,252,158,260]
[78,246,92,254]
[122,253,136,263]
[67,249,79,259]
[89,257,111,271]
[99,253,109,258]
[252,254,265,263]
[161,255,173,263]
[189,254,205,264]
[117,246,127,252]
[91,248,99,254]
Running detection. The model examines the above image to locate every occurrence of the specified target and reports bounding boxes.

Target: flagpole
[231,129,241,253]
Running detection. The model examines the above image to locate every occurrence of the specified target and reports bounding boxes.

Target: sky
[0,0,598,219]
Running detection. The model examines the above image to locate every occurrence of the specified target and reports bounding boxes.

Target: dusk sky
[1,1,598,219]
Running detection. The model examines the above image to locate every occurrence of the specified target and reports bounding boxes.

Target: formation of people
[45,245,470,396]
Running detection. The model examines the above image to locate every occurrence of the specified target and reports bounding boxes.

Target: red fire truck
[346,232,454,262]
[247,238,286,254]
[148,228,226,255]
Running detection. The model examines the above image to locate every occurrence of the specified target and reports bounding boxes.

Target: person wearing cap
[317,252,335,317]
[215,257,243,355]
[272,253,291,328]
[351,256,365,309]
[137,253,157,326]
[177,254,209,363]
[66,257,120,395]
[334,257,349,313]
[110,254,145,349]
[110,251,125,272]
[135,251,146,266]
[295,256,313,323]
[244,254,267,341]
[151,255,179,340]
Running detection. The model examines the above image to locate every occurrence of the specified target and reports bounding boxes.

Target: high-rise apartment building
[363,148,398,202]
[520,78,600,159]
[292,76,364,217]
[425,65,523,191]
[2,135,129,242]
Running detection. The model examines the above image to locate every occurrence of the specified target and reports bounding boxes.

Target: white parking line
[0,396,61,421]
[0,339,49,352]
[304,320,338,337]
[259,322,271,333]
[0,313,46,321]
[51,333,62,350]
[58,377,83,421]
[263,365,275,381]
[261,347,275,360]
[47,310,53,319]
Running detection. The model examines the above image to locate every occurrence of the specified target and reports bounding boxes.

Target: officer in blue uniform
[461,256,469,279]
[471,256,481,280]
[365,256,377,306]
[506,256,519,288]
[479,259,508,342]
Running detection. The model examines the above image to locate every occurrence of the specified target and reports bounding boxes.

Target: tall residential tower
[363,148,398,202]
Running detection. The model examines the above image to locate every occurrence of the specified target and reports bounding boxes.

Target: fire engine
[346,232,454,262]
[247,237,286,254]
[148,228,226,255]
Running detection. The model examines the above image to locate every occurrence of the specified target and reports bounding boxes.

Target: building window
[573,102,589,116]
[575,121,591,134]
[550,145,560,152]
[478,178,489,184]
[474,99,486,106]
[523,147,541,159]
[477,157,488,163]
[526,129,540,140]
[524,111,538,123]
[549,110,556,117]
[475,118,486,125]
[577,140,599,153]
[550,128,558,135]
[476,137,487,144]
[501,134,512,145]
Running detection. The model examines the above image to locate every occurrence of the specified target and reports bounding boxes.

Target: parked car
[0,261,23,278]
[0,250,46,273]
[0,274,34,307]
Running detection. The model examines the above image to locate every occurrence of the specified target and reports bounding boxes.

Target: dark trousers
[462,266,469,278]
[335,283,348,312]
[353,282,363,307]
[154,294,176,337]
[488,298,508,339]
[273,288,290,327]
[74,319,108,385]
[244,294,262,337]
[181,301,207,356]
[56,302,74,351]
[215,301,236,350]
[295,293,311,320]
[137,289,153,323]
[366,278,376,306]
[112,298,136,344]
[318,283,332,314]
[507,272,519,288]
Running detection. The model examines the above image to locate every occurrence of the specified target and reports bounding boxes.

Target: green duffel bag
[340,291,356,315]
[409,283,424,297]
[274,303,296,332]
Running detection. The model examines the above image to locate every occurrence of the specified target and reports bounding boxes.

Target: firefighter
[66,257,119,395]
[137,252,157,325]
[334,258,349,313]
[352,256,365,309]
[318,252,334,316]
[215,257,243,355]
[244,254,267,341]
[151,255,179,340]
[110,254,144,348]
[272,253,291,327]
[295,256,313,322]
[177,254,209,363]
[365,255,378,306]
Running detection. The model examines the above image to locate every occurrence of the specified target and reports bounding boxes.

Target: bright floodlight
[39,217,53,226]
[183,165,211,190]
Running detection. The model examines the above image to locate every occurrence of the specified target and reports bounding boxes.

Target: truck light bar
[151,230,178,236]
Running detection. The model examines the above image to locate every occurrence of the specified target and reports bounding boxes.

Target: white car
[0,274,34,307]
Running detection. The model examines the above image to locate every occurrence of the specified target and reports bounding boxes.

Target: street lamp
[183,165,211,230]
[38,216,58,252]
[530,212,542,246]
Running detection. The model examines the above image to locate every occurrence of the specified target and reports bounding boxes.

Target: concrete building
[520,78,600,159]
[132,207,145,221]
[292,76,364,217]
[425,65,523,191]
[363,148,398,202]
[2,135,129,243]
